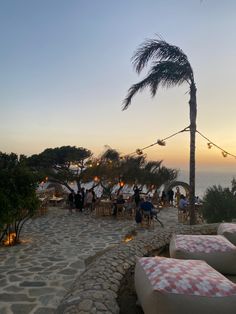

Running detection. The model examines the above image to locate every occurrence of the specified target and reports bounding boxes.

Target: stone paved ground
[0,206,179,314]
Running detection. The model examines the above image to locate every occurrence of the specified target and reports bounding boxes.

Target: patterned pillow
[218,223,236,246]
[135,256,236,314]
[170,234,236,275]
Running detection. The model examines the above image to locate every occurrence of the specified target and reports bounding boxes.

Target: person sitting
[140,197,163,227]
[124,196,134,217]
[113,194,125,216]
[178,194,188,211]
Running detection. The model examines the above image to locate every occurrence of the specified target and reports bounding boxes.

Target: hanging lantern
[222,151,228,158]
[93,176,99,182]
[119,181,125,187]
[157,139,166,146]
[136,149,143,155]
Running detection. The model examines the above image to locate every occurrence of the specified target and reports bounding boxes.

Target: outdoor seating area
[36,187,67,215]
[135,224,236,313]
[104,198,135,219]
[1,3,236,314]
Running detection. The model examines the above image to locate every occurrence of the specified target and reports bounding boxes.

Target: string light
[136,149,143,155]
[157,139,166,146]
[196,130,236,159]
[120,127,236,161]
[122,126,189,158]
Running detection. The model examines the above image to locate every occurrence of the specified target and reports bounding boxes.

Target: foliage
[82,148,177,198]
[201,182,236,223]
[0,152,40,245]
[27,146,92,191]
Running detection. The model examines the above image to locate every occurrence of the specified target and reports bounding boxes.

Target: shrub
[0,152,40,245]
[201,183,236,223]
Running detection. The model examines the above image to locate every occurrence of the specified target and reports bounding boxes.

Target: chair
[95,201,112,217]
[124,202,135,220]
[178,207,189,223]
[116,204,125,218]
[142,211,154,227]
[103,201,112,216]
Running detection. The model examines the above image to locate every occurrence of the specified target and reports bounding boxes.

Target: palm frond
[122,75,160,110]
[132,39,190,74]
[123,61,191,109]
[149,61,192,96]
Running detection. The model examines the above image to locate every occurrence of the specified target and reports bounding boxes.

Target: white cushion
[135,256,236,314]
[217,223,236,245]
[169,234,236,274]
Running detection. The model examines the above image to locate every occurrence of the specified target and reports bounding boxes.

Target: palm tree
[123,38,197,224]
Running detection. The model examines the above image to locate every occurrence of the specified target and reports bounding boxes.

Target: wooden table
[49,196,64,206]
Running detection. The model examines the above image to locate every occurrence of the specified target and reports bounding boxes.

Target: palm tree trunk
[189,82,197,225]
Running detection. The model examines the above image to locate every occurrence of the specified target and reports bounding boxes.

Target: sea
[177,170,235,198]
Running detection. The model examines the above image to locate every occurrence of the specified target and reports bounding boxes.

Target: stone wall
[57,224,218,314]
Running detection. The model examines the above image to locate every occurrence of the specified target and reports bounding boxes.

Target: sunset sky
[1,0,236,174]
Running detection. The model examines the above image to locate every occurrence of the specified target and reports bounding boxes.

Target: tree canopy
[82,148,177,197]
[27,146,92,191]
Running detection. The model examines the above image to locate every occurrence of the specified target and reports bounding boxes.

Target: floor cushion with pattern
[135,256,236,314]
[169,234,236,274]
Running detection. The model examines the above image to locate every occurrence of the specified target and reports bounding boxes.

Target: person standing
[167,189,174,206]
[91,189,97,211]
[175,187,181,207]
[133,185,142,208]
[80,187,85,211]
[68,190,75,214]
[161,190,167,207]
[84,189,93,213]
[74,190,82,212]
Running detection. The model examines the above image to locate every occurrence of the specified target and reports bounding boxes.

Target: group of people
[159,188,180,207]
[67,188,96,214]
[66,185,196,226]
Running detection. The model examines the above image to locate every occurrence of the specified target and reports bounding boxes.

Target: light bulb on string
[157,139,166,146]
[207,143,212,149]
[222,151,228,158]
[136,149,143,155]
